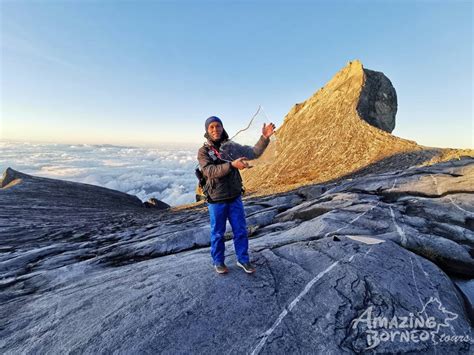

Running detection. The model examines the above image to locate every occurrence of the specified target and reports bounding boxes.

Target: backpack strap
[203,142,222,162]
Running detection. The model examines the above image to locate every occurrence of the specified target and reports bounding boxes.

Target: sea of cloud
[0,141,201,206]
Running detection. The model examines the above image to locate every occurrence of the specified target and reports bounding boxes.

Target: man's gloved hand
[231,157,250,170]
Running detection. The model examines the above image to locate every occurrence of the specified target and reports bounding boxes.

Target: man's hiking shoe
[237,261,256,274]
[214,264,229,274]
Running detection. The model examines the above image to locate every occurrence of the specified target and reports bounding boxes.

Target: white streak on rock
[250,260,341,355]
[447,196,474,216]
[389,206,407,247]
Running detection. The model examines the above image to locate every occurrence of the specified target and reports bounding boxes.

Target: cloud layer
[0,142,200,206]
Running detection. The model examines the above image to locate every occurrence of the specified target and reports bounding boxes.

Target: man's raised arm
[234,122,276,160]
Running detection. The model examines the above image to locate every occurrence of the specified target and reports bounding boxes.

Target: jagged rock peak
[241,60,426,195]
[282,60,398,132]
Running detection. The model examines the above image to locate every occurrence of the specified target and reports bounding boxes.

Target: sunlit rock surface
[241,60,473,196]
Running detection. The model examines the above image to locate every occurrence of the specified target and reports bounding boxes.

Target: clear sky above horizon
[1,0,472,148]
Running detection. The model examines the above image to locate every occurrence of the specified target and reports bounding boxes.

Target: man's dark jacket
[197,133,270,203]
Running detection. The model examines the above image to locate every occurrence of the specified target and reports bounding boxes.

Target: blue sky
[1,0,472,148]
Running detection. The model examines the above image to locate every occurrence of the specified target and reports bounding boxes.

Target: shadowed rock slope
[241,60,473,196]
[0,167,144,209]
[1,156,473,353]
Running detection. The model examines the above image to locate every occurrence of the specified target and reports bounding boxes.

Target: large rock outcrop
[1,156,473,353]
[240,60,473,196]
[0,167,144,210]
[0,167,169,211]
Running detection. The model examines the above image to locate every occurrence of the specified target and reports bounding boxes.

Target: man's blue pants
[207,195,250,265]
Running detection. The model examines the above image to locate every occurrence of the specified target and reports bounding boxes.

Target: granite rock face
[357,68,397,133]
[240,60,473,197]
[1,157,473,353]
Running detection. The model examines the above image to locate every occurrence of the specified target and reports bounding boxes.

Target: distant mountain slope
[0,167,144,210]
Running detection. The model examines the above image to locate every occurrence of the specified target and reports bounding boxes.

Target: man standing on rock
[197,116,275,274]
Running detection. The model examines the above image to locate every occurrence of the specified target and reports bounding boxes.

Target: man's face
[208,121,223,140]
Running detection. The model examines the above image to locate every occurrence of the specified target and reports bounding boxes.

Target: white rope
[229,105,263,141]
[217,105,275,164]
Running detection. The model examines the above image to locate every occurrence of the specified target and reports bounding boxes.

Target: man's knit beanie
[205,116,223,131]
